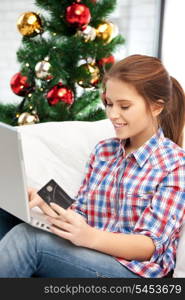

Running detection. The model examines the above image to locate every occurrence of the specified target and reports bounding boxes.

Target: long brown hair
[103,54,185,147]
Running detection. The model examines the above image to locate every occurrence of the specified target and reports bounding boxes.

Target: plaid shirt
[71,128,185,278]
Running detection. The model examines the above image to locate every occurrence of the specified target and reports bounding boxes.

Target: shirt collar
[121,127,165,168]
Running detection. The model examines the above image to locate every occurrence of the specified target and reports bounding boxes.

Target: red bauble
[47,83,74,105]
[10,72,31,96]
[98,55,115,67]
[66,3,91,28]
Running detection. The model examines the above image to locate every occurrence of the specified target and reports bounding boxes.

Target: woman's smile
[113,122,128,129]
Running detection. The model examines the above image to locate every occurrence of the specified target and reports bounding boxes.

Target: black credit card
[37,179,74,209]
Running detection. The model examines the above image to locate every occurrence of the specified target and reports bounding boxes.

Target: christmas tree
[1,0,124,126]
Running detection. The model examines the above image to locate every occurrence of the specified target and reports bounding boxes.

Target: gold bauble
[17,12,43,37]
[96,21,115,43]
[77,63,100,88]
[35,60,51,79]
[18,112,39,126]
[77,25,96,42]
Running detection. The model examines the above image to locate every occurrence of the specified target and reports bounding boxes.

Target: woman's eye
[106,103,113,107]
[121,106,129,110]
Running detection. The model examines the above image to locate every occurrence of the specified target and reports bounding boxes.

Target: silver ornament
[35,60,51,79]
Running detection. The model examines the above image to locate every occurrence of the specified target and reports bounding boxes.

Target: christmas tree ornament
[95,21,115,43]
[98,55,115,70]
[17,112,39,126]
[0,0,124,125]
[35,59,51,80]
[17,12,43,37]
[10,72,31,96]
[77,63,100,88]
[65,3,91,28]
[77,25,96,42]
[47,83,74,106]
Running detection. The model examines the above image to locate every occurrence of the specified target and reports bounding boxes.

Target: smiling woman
[103,78,161,151]
[102,54,185,147]
[0,54,185,278]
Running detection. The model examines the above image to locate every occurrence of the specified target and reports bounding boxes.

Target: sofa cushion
[19,119,115,198]
[173,224,185,277]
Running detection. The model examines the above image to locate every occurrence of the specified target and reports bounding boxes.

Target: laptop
[0,122,51,232]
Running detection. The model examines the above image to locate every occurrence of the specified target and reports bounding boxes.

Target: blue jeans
[0,208,141,278]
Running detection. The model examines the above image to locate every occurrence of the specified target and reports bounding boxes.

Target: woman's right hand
[28,187,58,217]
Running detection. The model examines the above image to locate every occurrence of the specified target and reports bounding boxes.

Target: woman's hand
[47,203,94,248]
[28,187,58,217]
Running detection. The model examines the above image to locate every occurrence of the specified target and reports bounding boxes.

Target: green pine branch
[0,0,125,126]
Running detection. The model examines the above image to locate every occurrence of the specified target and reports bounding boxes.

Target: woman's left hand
[47,203,94,248]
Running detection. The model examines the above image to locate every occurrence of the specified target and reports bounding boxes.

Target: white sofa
[18,119,185,277]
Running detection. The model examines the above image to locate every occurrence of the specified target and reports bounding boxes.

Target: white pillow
[173,128,185,277]
[173,224,185,277]
[19,119,115,198]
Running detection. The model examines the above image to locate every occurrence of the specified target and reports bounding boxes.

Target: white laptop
[0,122,51,232]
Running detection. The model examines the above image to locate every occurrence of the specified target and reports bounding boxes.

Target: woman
[0,54,185,278]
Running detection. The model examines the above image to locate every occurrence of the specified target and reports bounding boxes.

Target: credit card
[37,179,74,209]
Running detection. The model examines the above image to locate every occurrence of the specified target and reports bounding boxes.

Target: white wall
[0,0,36,104]
[0,0,160,104]
[110,0,160,60]
[161,0,185,90]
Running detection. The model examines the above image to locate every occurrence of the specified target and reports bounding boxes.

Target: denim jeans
[0,208,141,278]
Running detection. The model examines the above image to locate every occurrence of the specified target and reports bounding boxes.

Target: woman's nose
[108,106,120,120]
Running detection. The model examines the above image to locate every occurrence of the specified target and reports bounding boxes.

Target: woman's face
[105,78,158,144]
